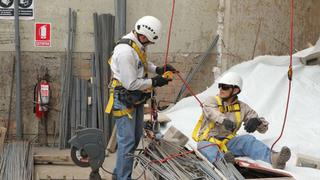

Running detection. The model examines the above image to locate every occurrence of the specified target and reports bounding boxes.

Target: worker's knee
[240,134,256,142]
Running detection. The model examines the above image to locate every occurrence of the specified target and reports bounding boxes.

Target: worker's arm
[118,49,152,91]
[147,61,157,74]
[202,96,226,124]
[242,103,269,134]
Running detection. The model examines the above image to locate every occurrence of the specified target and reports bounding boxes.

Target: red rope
[161,0,203,107]
[271,0,294,150]
[151,143,219,164]
[163,0,176,72]
[176,73,204,107]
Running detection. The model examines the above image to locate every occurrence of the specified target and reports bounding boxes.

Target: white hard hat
[135,16,162,43]
[218,72,243,90]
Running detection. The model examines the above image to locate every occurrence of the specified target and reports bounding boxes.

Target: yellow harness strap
[108,39,148,77]
[192,96,241,152]
[105,79,133,119]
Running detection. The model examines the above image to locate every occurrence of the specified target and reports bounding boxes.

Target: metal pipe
[115,0,126,40]
[14,0,22,140]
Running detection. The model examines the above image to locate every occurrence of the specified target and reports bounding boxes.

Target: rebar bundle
[132,140,245,180]
[58,10,115,148]
[0,141,33,180]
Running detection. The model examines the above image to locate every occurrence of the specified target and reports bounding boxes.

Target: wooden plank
[0,127,7,153]
[34,154,74,165]
[107,126,117,153]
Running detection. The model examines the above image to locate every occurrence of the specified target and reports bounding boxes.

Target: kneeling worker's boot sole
[272,146,291,169]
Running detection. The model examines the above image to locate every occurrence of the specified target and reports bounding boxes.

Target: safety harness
[105,39,148,118]
[192,96,241,152]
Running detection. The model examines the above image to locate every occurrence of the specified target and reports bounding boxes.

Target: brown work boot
[224,151,235,164]
[271,146,291,169]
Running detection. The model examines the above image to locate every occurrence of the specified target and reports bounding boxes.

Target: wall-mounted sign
[0,0,34,20]
[35,23,51,47]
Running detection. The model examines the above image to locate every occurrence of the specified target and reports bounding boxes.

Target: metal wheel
[70,146,90,167]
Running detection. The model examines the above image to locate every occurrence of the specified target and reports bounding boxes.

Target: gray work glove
[244,117,262,133]
[222,118,236,131]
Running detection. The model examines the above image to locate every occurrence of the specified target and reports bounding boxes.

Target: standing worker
[192,72,291,169]
[105,16,176,179]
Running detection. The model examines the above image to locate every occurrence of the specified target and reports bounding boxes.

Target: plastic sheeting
[163,39,320,179]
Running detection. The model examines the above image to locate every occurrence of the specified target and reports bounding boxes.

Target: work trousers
[198,134,271,164]
[113,93,144,180]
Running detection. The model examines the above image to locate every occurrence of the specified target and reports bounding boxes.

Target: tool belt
[105,79,150,118]
[116,86,151,108]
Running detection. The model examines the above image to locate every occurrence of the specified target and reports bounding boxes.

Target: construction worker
[192,72,291,169]
[106,16,176,180]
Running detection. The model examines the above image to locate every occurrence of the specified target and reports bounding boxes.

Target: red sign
[35,23,51,47]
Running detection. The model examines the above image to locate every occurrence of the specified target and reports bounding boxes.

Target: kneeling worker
[106,16,176,179]
[192,72,291,169]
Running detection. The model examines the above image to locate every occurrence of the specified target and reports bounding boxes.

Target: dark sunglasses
[218,83,234,90]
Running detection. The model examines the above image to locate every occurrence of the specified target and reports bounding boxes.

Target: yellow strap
[105,79,123,114]
[112,108,133,119]
[192,114,204,142]
[208,133,235,153]
[105,90,114,113]
[131,42,148,77]
[108,40,148,77]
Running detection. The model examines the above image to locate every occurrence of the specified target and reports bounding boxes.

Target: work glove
[244,117,262,133]
[156,64,177,75]
[151,75,170,87]
[222,118,237,131]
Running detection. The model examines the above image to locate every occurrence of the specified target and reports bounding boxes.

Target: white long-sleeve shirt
[110,32,157,91]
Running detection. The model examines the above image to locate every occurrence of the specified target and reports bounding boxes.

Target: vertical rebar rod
[114,0,126,40]
[14,0,22,140]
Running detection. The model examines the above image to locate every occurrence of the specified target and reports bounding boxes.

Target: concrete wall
[0,0,114,52]
[0,0,219,139]
[221,0,320,70]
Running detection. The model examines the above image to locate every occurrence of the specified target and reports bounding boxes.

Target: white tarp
[163,41,320,179]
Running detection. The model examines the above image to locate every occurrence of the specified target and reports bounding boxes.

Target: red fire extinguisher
[34,80,50,119]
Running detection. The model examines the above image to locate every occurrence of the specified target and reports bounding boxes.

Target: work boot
[224,151,235,164]
[271,146,291,169]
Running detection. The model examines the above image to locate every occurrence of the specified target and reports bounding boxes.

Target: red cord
[151,143,219,164]
[161,0,204,108]
[163,0,176,72]
[271,0,294,150]
[176,73,204,107]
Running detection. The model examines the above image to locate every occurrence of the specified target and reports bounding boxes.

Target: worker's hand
[151,75,171,87]
[156,64,177,75]
[244,117,262,133]
[256,118,269,134]
[222,118,236,131]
